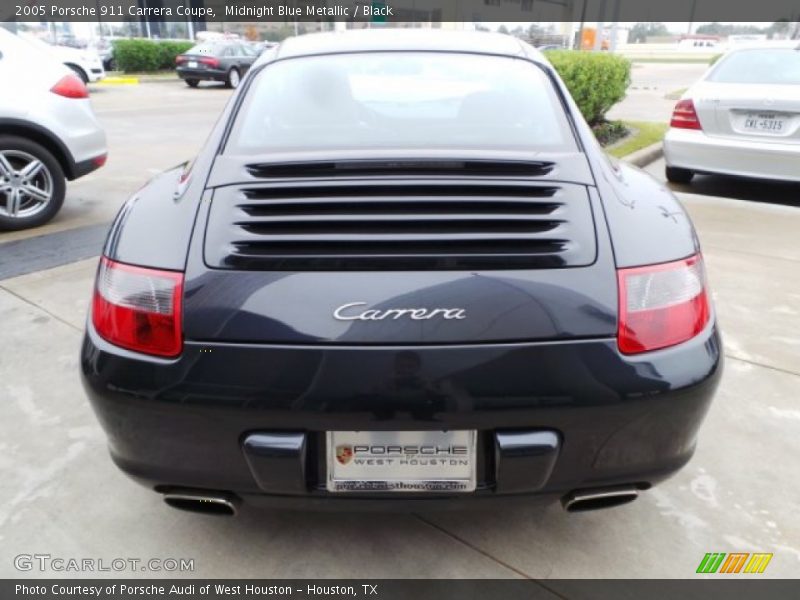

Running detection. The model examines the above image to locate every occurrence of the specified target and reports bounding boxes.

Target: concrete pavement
[1,82,799,580]
[2,170,798,579]
[608,62,709,123]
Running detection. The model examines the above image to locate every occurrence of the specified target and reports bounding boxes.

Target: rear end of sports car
[80,31,722,515]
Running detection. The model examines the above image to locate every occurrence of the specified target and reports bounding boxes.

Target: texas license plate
[326,430,477,493]
[743,113,787,134]
[187,61,198,68]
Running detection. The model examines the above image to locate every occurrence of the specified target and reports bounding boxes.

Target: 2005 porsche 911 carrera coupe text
[80,31,722,515]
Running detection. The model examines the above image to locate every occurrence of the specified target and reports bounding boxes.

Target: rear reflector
[92,257,184,357]
[670,99,702,130]
[617,255,710,354]
[92,154,107,168]
[50,74,89,99]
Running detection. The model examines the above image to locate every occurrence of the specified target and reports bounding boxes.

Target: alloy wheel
[0,150,54,219]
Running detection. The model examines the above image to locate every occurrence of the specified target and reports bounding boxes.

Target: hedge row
[545,51,632,125]
[112,39,195,72]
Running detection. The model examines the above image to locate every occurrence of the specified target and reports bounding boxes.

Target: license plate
[743,112,787,134]
[326,430,477,493]
[187,61,198,68]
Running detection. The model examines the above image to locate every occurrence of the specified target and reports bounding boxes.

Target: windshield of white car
[709,49,800,85]
[226,52,577,154]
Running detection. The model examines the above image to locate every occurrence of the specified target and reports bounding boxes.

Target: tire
[185,79,199,88]
[66,63,89,84]
[0,135,67,231]
[665,166,694,184]
[225,68,241,89]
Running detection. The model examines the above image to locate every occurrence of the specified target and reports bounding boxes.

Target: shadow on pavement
[667,174,800,208]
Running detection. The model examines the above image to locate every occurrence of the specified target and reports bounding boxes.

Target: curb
[97,77,139,85]
[622,141,664,168]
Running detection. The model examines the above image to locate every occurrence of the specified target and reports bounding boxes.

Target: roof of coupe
[262,29,543,64]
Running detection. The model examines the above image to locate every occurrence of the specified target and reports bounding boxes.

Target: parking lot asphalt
[1,80,799,580]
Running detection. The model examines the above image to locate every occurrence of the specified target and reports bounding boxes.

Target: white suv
[0,29,107,230]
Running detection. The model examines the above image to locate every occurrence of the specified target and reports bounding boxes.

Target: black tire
[185,79,199,88]
[666,166,694,184]
[0,135,67,231]
[225,68,241,89]
[66,63,89,84]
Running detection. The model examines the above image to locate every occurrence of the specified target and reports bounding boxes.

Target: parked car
[664,44,800,184]
[175,40,258,88]
[81,30,721,515]
[20,33,105,83]
[0,29,107,230]
[89,37,116,71]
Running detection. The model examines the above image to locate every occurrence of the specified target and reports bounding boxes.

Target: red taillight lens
[617,254,710,355]
[92,257,184,357]
[175,55,186,65]
[92,154,107,167]
[50,74,89,99]
[670,99,702,130]
[200,57,219,68]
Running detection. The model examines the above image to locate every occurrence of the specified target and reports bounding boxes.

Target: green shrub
[544,51,632,125]
[112,39,195,73]
[112,39,161,72]
[157,41,195,70]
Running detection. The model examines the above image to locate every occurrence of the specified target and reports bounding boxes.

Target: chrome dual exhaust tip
[562,486,639,512]
[163,491,239,516]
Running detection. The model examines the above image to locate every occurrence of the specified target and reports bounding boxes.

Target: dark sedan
[175,40,258,88]
[81,30,722,516]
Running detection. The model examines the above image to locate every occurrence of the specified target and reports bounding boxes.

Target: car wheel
[66,63,89,84]
[185,79,199,88]
[226,68,241,89]
[0,136,67,231]
[665,166,694,184]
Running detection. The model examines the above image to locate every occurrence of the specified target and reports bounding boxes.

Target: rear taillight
[617,254,710,355]
[200,57,220,68]
[670,99,702,130]
[175,55,186,65]
[50,74,89,99]
[92,257,184,357]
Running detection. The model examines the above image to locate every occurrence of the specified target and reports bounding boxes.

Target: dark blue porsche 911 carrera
[81,30,722,515]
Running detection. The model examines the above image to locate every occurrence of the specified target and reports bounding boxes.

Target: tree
[628,23,669,44]
[497,25,509,34]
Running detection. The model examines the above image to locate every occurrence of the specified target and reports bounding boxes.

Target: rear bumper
[664,128,800,183]
[80,322,722,508]
[176,67,227,82]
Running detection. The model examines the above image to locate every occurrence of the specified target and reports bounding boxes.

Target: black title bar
[2,0,800,23]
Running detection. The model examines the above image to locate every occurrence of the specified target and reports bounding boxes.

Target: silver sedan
[664,44,800,184]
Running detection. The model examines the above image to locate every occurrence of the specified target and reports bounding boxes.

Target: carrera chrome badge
[333,302,466,321]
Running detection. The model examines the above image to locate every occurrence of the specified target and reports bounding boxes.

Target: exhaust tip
[163,493,238,516]
[562,486,639,513]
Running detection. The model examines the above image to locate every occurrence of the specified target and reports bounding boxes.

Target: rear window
[226,52,576,154]
[187,43,224,55]
[709,49,800,85]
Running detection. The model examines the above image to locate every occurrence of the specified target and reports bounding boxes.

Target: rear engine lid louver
[204,178,597,271]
